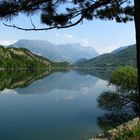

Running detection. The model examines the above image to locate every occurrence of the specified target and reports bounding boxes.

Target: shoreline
[89,117,139,140]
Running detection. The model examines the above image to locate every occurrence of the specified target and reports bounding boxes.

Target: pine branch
[3,15,84,31]
[2,0,132,31]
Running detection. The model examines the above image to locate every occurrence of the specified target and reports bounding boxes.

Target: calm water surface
[0,70,112,140]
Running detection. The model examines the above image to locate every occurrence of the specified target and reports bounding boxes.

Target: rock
[89,117,140,140]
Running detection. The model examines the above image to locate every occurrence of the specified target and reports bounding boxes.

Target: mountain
[75,44,136,68]
[74,58,89,65]
[0,45,71,69]
[0,45,52,69]
[111,44,135,54]
[10,39,99,63]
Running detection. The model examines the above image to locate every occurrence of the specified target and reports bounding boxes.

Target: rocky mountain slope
[10,39,99,63]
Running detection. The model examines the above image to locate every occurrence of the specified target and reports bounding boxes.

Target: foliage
[75,45,136,68]
[0,0,134,31]
[115,124,140,140]
[0,46,52,69]
[52,62,72,68]
[0,46,71,69]
[97,90,138,131]
[109,66,138,91]
[97,66,139,131]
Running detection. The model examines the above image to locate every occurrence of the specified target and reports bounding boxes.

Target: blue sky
[0,14,136,54]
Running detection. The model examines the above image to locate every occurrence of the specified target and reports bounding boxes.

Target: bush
[109,66,138,91]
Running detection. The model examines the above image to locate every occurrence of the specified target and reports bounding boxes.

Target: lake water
[0,69,136,140]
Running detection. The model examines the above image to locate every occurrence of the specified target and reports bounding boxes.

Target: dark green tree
[97,66,139,131]
[0,0,139,101]
[109,66,138,91]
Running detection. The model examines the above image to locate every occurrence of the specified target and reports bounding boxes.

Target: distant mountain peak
[10,39,99,63]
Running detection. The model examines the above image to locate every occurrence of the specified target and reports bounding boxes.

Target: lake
[0,69,137,140]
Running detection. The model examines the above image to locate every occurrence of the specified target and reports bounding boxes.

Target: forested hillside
[75,45,136,68]
[0,46,51,69]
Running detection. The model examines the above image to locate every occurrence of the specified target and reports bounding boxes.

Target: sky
[0,14,136,54]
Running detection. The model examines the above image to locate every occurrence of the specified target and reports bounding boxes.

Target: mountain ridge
[0,45,71,69]
[75,44,136,68]
[10,39,99,63]
[111,44,135,54]
[0,45,52,69]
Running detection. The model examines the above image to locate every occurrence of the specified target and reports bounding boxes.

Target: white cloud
[80,38,90,46]
[63,33,74,39]
[0,40,17,46]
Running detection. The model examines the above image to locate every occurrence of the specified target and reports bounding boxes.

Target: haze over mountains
[0,45,71,69]
[75,44,136,68]
[10,39,99,63]
[7,39,136,69]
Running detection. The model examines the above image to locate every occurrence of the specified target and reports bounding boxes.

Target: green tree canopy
[97,66,139,131]
[109,66,138,91]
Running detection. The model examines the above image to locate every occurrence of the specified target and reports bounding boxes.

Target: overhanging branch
[2,0,116,31]
[3,14,84,31]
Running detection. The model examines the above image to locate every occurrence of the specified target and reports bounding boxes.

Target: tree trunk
[134,0,140,118]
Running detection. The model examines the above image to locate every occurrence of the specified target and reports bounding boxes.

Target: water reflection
[0,68,138,140]
[0,69,70,92]
[75,68,113,80]
[0,68,108,94]
[0,69,50,91]
[0,69,109,140]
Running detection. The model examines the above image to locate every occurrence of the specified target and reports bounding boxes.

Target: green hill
[0,45,52,69]
[75,45,136,68]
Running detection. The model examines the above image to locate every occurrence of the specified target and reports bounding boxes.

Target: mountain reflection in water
[0,68,109,94]
[0,68,139,140]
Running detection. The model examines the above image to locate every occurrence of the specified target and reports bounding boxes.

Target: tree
[0,0,134,31]
[0,0,139,100]
[97,66,139,131]
[109,66,138,91]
